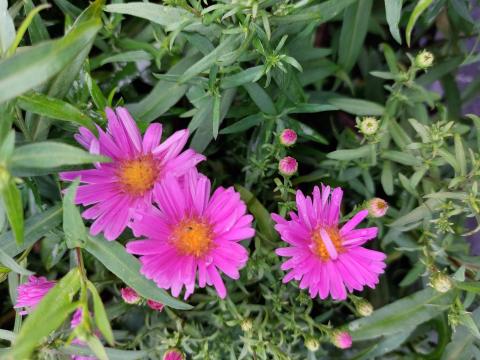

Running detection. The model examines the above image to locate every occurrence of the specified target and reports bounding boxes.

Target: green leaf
[0,248,33,275]
[348,288,454,340]
[235,185,277,242]
[221,66,264,89]
[17,93,96,131]
[23,0,50,44]
[271,0,356,24]
[220,114,263,135]
[0,0,15,55]
[385,0,403,44]
[243,83,276,115]
[85,335,108,360]
[87,281,114,346]
[405,0,433,47]
[0,204,62,258]
[328,97,384,116]
[338,0,373,72]
[100,50,153,65]
[10,141,108,170]
[1,177,23,245]
[455,281,480,294]
[390,198,442,228]
[381,161,394,195]
[84,235,191,310]
[454,134,466,176]
[442,308,480,360]
[327,145,371,161]
[382,150,421,166]
[8,268,82,359]
[63,179,87,249]
[0,16,101,104]
[212,94,221,139]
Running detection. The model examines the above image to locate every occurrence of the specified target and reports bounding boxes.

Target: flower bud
[147,299,165,312]
[415,50,434,69]
[357,117,379,136]
[279,129,297,147]
[120,287,141,304]
[356,300,373,317]
[367,198,388,218]
[163,348,185,360]
[430,272,452,293]
[240,318,253,332]
[304,337,319,352]
[331,330,352,349]
[278,156,298,177]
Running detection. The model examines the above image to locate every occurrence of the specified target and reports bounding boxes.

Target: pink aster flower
[272,184,386,300]
[146,299,164,311]
[279,156,298,176]
[120,287,141,304]
[331,330,352,349]
[279,129,297,146]
[127,170,255,299]
[60,107,205,241]
[14,276,56,315]
[163,349,185,360]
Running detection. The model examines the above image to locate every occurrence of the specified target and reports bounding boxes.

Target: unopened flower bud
[163,348,185,360]
[415,50,434,69]
[331,330,352,349]
[240,318,253,332]
[147,299,165,311]
[368,198,388,218]
[304,337,319,352]
[120,287,141,304]
[278,156,298,177]
[430,272,452,293]
[279,129,297,147]
[356,300,373,317]
[358,117,379,136]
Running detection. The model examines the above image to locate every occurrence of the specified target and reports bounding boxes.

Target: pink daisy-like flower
[163,349,185,360]
[14,276,56,315]
[146,299,164,311]
[120,287,141,304]
[279,129,297,147]
[60,107,205,241]
[272,184,386,300]
[127,170,255,299]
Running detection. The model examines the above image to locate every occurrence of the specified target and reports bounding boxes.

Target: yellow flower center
[311,227,344,261]
[118,155,157,196]
[172,218,213,257]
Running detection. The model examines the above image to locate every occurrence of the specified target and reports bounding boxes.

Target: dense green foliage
[1,0,480,358]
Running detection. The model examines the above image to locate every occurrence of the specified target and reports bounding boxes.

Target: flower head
[147,299,165,311]
[279,156,298,177]
[127,170,255,299]
[304,337,319,352]
[240,318,253,332]
[279,129,297,147]
[331,330,352,349]
[60,107,205,241]
[356,299,373,317]
[121,287,141,304]
[272,184,386,300]
[430,272,452,293]
[14,276,56,315]
[163,349,185,360]
[357,117,379,136]
[415,50,434,69]
[367,198,388,218]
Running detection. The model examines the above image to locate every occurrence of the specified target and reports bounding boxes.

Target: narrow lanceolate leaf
[385,0,403,44]
[0,16,101,104]
[327,145,371,161]
[63,179,87,249]
[0,248,33,275]
[327,97,384,116]
[87,281,114,346]
[221,66,264,89]
[8,268,82,359]
[338,0,373,72]
[348,288,454,340]
[84,235,192,310]
[405,0,433,47]
[1,177,23,245]
[0,204,62,257]
[17,93,96,131]
[10,141,109,170]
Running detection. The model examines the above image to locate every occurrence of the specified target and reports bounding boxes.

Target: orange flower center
[171,218,213,257]
[118,155,157,196]
[311,227,344,261]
